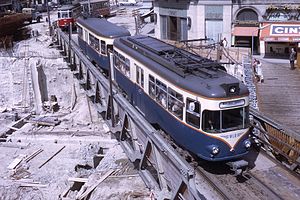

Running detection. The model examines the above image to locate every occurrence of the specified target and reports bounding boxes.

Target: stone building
[153,0,300,58]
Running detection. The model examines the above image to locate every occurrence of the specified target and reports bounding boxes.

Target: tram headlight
[211,146,220,155]
[244,140,251,149]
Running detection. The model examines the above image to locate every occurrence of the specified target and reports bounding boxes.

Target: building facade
[154,0,300,58]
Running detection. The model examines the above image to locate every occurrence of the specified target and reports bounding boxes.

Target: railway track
[54,29,300,199]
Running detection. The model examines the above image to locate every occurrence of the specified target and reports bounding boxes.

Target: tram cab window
[156,79,167,108]
[100,40,106,55]
[149,75,155,98]
[202,110,220,133]
[168,88,183,120]
[186,98,200,128]
[202,106,249,133]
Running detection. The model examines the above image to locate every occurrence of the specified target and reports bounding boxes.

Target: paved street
[255,56,300,132]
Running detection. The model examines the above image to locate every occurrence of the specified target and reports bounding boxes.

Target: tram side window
[100,40,106,55]
[62,11,68,18]
[113,50,120,70]
[168,88,183,120]
[156,79,167,108]
[186,98,200,128]
[135,64,144,88]
[78,26,83,39]
[114,52,130,78]
[124,58,130,78]
[89,34,100,52]
[149,75,155,99]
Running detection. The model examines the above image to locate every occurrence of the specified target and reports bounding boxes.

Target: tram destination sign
[270,24,300,36]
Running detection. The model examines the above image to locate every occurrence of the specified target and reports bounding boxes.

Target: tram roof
[114,35,249,99]
[77,17,131,39]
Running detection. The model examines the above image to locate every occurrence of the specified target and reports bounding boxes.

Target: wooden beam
[76,169,114,200]
[38,146,65,169]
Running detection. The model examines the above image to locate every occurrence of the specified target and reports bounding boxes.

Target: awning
[232,27,258,37]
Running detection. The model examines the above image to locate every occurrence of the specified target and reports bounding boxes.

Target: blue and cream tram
[113,36,252,161]
[76,17,130,71]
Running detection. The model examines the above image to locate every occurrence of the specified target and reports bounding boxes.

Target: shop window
[186,98,200,128]
[168,87,183,120]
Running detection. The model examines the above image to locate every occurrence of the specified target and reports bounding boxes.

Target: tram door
[135,65,145,113]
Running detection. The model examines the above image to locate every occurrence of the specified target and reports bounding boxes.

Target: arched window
[236,9,258,21]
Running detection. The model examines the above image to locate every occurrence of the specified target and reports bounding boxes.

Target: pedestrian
[289,48,296,70]
[255,60,264,83]
[222,37,228,48]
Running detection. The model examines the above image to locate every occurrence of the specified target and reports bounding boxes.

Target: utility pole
[46,0,52,35]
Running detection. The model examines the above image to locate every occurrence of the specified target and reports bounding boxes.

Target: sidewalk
[255,56,300,132]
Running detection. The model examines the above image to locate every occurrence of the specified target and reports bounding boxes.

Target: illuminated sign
[270,25,300,36]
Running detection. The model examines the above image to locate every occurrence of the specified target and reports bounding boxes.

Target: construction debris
[26,116,61,126]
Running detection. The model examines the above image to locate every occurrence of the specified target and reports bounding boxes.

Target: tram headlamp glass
[244,140,251,149]
[211,146,219,155]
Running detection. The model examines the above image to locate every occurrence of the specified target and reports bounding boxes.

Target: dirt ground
[0,11,151,200]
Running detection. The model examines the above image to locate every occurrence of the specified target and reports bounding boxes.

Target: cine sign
[271,25,300,36]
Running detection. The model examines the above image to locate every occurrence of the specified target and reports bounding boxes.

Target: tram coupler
[226,160,248,176]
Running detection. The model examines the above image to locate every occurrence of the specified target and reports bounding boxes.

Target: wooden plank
[24,149,43,163]
[68,177,88,183]
[38,146,65,169]
[7,155,25,169]
[76,169,114,200]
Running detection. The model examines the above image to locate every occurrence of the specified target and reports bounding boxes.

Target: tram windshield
[202,106,249,133]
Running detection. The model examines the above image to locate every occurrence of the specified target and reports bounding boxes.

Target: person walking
[289,48,297,70]
[255,60,264,83]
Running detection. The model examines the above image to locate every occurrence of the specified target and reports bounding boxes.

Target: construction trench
[0,17,151,199]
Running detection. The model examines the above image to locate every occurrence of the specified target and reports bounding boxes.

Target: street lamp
[251,24,271,65]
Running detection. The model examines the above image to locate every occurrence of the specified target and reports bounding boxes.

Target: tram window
[113,51,120,70]
[149,75,155,98]
[168,87,183,120]
[101,40,106,55]
[202,110,220,133]
[156,79,167,108]
[135,64,144,88]
[89,34,100,51]
[124,58,130,77]
[107,45,113,54]
[186,98,200,128]
[78,26,83,39]
[62,12,68,18]
[58,12,61,18]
